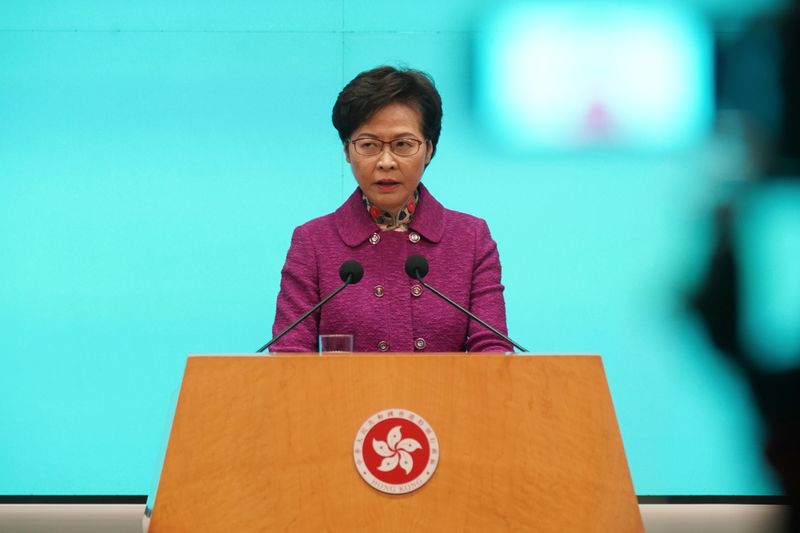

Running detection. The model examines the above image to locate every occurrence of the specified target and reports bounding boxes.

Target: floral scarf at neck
[361,188,419,232]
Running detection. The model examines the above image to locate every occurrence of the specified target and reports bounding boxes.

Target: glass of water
[318,334,353,354]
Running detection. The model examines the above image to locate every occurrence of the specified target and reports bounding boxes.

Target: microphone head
[404,255,429,279]
[339,260,364,284]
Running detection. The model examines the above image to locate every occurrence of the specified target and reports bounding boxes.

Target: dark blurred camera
[691,4,800,531]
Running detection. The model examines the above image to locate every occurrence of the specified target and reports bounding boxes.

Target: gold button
[374,285,384,298]
[408,232,420,243]
[369,232,381,245]
[377,340,390,352]
[414,337,426,350]
[410,285,423,297]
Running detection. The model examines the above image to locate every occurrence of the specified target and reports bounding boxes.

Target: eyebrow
[354,132,420,139]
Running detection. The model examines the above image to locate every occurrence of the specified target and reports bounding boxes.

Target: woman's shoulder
[290,211,338,241]
[441,206,492,235]
[416,184,492,241]
[442,206,488,224]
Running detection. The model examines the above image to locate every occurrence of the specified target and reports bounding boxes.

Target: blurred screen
[473,2,714,151]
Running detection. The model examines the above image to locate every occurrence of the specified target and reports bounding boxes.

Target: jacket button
[374,285,385,298]
[410,285,423,297]
[369,232,381,245]
[414,337,426,350]
[377,340,390,352]
[408,232,420,243]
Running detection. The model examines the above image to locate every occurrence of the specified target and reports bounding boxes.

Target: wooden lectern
[149,354,643,532]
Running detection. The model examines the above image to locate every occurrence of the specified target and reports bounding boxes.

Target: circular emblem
[353,408,439,494]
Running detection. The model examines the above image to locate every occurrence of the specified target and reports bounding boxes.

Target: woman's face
[345,102,432,215]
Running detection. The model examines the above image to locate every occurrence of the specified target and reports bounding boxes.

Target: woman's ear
[424,140,433,165]
[343,142,351,164]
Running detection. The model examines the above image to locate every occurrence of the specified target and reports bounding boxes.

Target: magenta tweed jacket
[270,183,512,353]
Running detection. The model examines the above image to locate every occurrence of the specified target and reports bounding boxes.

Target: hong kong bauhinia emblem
[353,408,439,494]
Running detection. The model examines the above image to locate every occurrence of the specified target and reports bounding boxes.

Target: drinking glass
[318,334,353,354]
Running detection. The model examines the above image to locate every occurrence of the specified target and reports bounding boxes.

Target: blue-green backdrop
[1,0,792,497]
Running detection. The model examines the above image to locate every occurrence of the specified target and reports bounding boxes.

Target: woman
[271,66,511,353]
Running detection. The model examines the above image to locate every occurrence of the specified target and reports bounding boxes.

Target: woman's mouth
[376,180,400,191]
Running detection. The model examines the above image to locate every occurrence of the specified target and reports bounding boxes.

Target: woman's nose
[376,146,397,169]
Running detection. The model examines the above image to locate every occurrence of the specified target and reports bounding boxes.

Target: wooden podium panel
[149,354,642,532]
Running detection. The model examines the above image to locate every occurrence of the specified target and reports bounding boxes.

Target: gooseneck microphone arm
[257,282,349,353]
[257,260,364,353]
[414,275,529,352]
[405,255,528,353]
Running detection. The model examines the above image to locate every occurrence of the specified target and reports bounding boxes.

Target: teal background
[1,0,795,497]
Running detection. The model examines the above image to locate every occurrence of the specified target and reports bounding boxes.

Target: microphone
[338,260,365,284]
[404,255,429,279]
[257,260,364,353]
[404,255,528,352]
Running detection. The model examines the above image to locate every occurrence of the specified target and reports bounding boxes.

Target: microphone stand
[413,272,529,353]
[257,274,354,353]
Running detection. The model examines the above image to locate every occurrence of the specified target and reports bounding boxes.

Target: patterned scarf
[361,188,419,232]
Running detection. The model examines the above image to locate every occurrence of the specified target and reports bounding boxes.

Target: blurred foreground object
[691,201,800,532]
[691,3,800,531]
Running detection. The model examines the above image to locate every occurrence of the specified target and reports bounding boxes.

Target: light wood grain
[149,354,643,532]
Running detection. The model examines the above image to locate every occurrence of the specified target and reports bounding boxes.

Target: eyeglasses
[348,137,428,157]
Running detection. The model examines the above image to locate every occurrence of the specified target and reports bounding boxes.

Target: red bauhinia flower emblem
[354,409,439,494]
[372,425,422,475]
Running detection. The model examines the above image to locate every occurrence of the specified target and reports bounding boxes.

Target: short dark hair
[332,66,443,160]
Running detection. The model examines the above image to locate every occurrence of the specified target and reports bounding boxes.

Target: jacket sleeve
[466,220,514,353]
[270,224,320,353]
